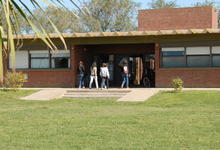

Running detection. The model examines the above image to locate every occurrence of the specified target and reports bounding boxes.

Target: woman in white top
[121,61,129,88]
[100,63,110,89]
[89,62,99,89]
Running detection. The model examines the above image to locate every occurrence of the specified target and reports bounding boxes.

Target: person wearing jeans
[89,62,99,89]
[100,63,110,89]
[121,62,129,88]
[78,61,85,88]
[121,73,129,88]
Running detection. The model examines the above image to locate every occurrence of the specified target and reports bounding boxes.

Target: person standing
[78,61,85,88]
[89,62,99,89]
[121,61,129,88]
[100,63,110,89]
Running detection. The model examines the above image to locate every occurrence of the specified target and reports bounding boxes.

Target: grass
[0,90,219,150]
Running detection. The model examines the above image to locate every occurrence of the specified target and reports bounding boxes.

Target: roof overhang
[14,28,220,45]
[15,29,220,39]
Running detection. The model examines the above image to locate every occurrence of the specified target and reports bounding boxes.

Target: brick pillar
[154,43,160,88]
[72,45,79,87]
[71,45,93,87]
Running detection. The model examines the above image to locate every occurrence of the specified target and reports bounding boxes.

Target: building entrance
[93,54,155,87]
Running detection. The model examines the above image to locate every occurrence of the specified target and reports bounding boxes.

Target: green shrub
[172,77,183,92]
[3,72,27,90]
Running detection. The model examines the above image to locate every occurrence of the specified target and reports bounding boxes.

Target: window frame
[160,46,220,68]
[161,47,186,68]
[29,50,50,69]
[211,46,220,67]
[51,51,71,69]
[28,49,71,69]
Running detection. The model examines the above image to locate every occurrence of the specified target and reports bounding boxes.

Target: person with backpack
[100,63,110,89]
[121,61,129,88]
[78,61,85,88]
[89,62,99,89]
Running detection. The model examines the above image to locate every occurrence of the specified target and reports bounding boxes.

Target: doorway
[92,54,155,87]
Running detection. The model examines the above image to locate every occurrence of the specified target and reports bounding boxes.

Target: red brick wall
[155,44,220,88]
[15,46,76,87]
[156,68,220,88]
[22,70,74,87]
[138,6,218,31]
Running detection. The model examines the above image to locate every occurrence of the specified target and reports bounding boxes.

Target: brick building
[5,6,220,87]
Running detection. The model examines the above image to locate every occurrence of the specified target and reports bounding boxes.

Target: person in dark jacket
[78,61,85,88]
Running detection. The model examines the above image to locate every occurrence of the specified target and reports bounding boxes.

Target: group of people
[78,61,129,89]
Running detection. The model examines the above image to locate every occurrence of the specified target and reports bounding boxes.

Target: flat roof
[15,29,220,39]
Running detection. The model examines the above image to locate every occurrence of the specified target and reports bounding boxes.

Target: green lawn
[0,90,219,150]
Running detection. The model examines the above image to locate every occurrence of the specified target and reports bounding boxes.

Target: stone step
[65,92,128,95]
[64,93,126,97]
[63,95,123,98]
[63,89,131,98]
[66,90,131,93]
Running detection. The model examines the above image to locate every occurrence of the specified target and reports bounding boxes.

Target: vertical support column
[154,43,160,88]
[71,45,79,87]
[71,45,93,87]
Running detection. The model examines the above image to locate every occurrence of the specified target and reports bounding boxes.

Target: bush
[172,77,183,92]
[3,72,26,90]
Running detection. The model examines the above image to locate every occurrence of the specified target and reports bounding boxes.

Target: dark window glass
[51,53,70,69]
[162,51,185,56]
[212,55,220,67]
[162,56,185,68]
[52,58,69,68]
[187,56,210,67]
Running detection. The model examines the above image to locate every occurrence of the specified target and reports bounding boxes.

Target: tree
[0,0,79,84]
[149,0,177,9]
[76,0,140,32]
[29,7,82,33]
[194,0,216,7]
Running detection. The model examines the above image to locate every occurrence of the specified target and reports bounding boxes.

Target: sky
[21,0,220,9]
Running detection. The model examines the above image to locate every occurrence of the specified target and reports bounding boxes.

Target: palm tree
[0,0,80,84]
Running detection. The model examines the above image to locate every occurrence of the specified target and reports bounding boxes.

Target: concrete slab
[117,88,160,102]
[20,89,66,101]
[18,88,220,101]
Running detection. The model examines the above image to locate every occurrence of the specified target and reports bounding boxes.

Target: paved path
[20,88,66,101]
[117,88,160,102]
[19,88,220,101]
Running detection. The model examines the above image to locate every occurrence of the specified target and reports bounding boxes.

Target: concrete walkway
[117,88,160,102]
[19,88,220,101]
[21,88,66,101]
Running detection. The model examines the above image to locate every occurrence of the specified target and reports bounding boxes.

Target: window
[9,51,29,69]
[186,47,210,67]
[51,51,70,69]
[187,56,210,67]
[161,46,220,68]
[9,50,71,70]
[30,51,49,69]
[212,46,220,67]
[161,47,185,68]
